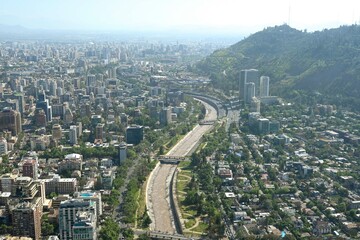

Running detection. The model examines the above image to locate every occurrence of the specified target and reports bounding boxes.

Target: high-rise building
[49,80,57,96]
[52,124,62,140]
[259,76,270,97]
[12,198,42,240]
[73,78,81,89]
[22,159,38,180]
[11,176,39,200]
[86,75,96,87]
[75,191,102,217]
[95,123,104,141]
[0,171,18,193]
[0,137,7,155]
[72,211,97,240]
[3,93,25,116]
[36,91,52,122]
[64,108,74,124]
[59,199,97,240]
[57,87,63,96]
[77,122,82,137]
[159,107,172,126]
[239,69,259,101]
[119,142,127,164]
[34,108,47,127]
[250,97,261,113]
[258,118,270,135]
[0,108,22,136]
[126,126,144,145]
[69,125,78,145]
[245,82,255,103]
[108,67,117,78]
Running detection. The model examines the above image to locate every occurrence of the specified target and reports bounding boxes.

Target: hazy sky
[1,0,360,34]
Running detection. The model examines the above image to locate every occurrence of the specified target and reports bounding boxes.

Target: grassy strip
[176,160,208,234]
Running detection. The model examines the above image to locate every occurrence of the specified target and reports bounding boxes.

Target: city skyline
[1,0,360,35]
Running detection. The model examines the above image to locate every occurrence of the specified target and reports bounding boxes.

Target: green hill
[196,24,360,97]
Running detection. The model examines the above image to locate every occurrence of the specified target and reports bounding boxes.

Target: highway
[146,99,217,234]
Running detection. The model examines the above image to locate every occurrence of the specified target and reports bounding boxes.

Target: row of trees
[188,125,229,238]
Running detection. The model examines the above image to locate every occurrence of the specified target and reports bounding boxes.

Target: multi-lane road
[146,99,218,234]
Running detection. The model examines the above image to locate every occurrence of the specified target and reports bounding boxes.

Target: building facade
[59,199,97,240]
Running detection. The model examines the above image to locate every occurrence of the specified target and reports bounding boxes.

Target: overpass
[184,92,227,118]
[158,156,186,164]
[199,120,216,125]
[134,229,201,239]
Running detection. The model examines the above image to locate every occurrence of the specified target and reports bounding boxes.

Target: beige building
[52,124,62,140]
[44,174,77,196]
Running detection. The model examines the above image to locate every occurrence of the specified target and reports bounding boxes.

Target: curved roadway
[146,100,217,234]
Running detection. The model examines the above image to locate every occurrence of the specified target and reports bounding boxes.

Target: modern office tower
[34,108,47,127]
[95,123,104,140]
[59,199,97,240]
[0,99,19,114]
[64,107,74,124]
[72,211,97,240]
[75,191,102,217]
[57,79,65,90]
[108,67,117,78]
[96,73,104,82]
[119,142,127,164]
[260,76,270,97]
[159,107,172,126]
[245,82,256,103]
[12,198,42,240]
[0,108,22,136]
[91,115,102,126]
[0,137,7,155]
[50,80,57,96]
[36,91,52,122]
[4,92,25,115]
[57,87,63,96]
[52,104,64,117]
[22,159,38,180]
[250,97,261,113]
[83,103,91,118]
[73,78,81,89]
[239,69,259,100]
[86,75,96,87]
[77,122,82,137]
[52,124,62,140]
[126,125,144,145]
[69,125,78,145]
[258,118,270,135]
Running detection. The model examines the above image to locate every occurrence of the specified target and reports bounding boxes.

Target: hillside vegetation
[196,24,360,98]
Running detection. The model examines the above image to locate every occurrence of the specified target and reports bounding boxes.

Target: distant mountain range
[0,24,29,33]
[0,24,244,42]
[196,24,360,98]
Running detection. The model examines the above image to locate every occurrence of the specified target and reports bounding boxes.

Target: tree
[0,224,12,234]
[141,210,152,228]
[159,145,165,155]
[138,234,151,240]
[120,228,134,240]
[41,215,55,236]
[99,218,120,240]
